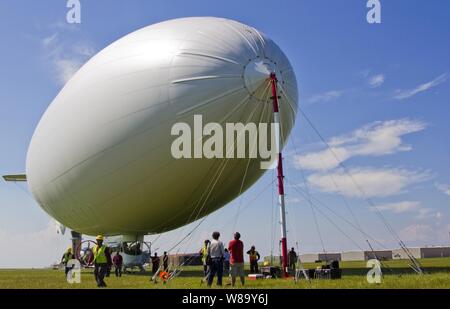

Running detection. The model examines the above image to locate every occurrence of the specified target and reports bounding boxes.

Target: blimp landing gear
[120,236,151,273]
[105,234,151,273]
[71,231,82,258]
[76,239,97,267]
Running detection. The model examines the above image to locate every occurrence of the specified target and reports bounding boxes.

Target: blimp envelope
[26,17,298,236]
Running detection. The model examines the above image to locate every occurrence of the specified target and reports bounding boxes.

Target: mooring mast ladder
[269,72,289,277]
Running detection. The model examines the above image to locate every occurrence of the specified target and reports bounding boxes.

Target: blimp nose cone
[244,60,272,92]
[244,58,284,101]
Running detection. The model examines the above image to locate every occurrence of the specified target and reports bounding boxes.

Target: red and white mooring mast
[270,72,289,278]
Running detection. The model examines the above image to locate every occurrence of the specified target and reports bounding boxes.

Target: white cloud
[371,201,441,220]
[399,223,450,244]
[0,220,70,268]
[415,208,440,220]
[294,119,426,171]
[41,32,95,85]
[307,167,430,198]
[399,224,433,242]
[369,74,385,88]
[307,90,345,104]
[294,147,349,171]
[393,73,448,100]
[372,201,420,213]
[73,44,96,57]
[42,33,57,48]
[54,59,84,85]
[436,183,450,196]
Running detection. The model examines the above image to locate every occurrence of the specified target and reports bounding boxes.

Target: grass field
[0,258,449,289]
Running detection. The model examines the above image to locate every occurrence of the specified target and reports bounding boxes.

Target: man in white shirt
[207,231,225,287]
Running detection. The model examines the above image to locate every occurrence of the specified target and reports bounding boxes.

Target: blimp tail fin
[2,174,27,182]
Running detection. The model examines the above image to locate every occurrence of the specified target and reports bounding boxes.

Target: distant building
[266,246,450,264]
[318,253,341,262]
[298,253,341,263]
[392,248,421,259]
[421,247,450,258]
[365,250,392,260]
[299,254,318,263]
[341,250,392,261]
[392,247,450,259]
[341,251,364,261]
[168,253,202,266]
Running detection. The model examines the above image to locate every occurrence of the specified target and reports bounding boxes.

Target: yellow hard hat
[263,261,269,266]
[96,235,104,241]
[67,247,72,252]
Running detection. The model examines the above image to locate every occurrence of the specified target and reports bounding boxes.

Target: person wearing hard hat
[199,239,210,277]
[60,247,75,276]
[92,235,112,288]
[246,245,261,274]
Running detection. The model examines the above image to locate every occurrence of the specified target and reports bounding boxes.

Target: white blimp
[4,17,298,255]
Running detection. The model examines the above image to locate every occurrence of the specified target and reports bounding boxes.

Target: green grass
[0,258,449,289]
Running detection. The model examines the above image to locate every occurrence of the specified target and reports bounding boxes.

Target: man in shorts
[228,232,245,287]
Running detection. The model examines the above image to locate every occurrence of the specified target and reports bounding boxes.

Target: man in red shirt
[113,251,123,277]
[228,232,245,287]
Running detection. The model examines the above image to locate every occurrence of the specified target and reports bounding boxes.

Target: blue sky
[0,0,450,267]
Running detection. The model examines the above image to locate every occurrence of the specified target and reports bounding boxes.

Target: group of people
[61,235,171,287]
[199,231,263,287]
[150,251,169,274]
[60,233,299,288]
[198,231,301,287]
[60,235,113,287]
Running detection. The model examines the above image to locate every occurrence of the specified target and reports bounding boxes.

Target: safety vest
[93,245,107,264]
[201,245,208,263]
[249,251,258,262]
[63,252,72,263]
